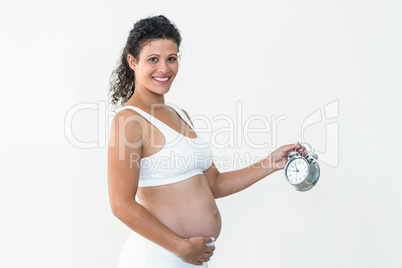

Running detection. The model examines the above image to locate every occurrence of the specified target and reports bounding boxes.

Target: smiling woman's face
[128,39,179,95]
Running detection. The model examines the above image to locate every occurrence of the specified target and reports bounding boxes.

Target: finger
[292,142,308,154]
[278,144,297,156]
[290,142,299,148]
[205,251,214,257]
[291,142,301,150]
[204,250,214,255]
[205,246,215,253]
[203,237,215,244]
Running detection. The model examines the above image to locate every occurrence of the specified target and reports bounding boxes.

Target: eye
[149,57,158,62]
[168,57,177,62]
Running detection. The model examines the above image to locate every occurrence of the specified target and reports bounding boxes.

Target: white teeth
[153,77,169,82]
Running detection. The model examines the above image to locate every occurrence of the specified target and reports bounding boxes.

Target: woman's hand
[267,141,306,171]
[179,237,215,266]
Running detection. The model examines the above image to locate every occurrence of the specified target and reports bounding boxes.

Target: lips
[152,76,171,84]
[153,76,169,82]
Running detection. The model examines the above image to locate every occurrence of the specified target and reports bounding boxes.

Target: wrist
[171,237,188,258]
[261,156,279,175]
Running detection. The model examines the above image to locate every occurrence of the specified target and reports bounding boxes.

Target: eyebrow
[146,53,178,57]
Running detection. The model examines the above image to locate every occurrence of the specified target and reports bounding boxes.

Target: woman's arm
[108,110,214,265]
[203,143,304,198]
[181,108,305,199]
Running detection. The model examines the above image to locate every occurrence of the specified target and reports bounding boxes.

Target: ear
[127,54,137,71]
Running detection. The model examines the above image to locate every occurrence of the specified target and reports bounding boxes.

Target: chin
[153,88,171,95]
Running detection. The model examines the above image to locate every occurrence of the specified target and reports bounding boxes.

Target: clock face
[286,158,309,184]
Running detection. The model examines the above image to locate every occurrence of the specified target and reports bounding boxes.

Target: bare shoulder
[109,108,149,147]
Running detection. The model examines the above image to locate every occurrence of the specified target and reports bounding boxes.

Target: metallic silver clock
[284,143,320,191]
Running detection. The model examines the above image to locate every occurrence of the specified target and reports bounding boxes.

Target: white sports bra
[116,103,213,187]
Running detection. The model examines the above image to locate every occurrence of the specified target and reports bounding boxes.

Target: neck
[130,86,166,110]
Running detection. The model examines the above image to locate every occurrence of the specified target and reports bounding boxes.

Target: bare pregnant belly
[137,174,222,239]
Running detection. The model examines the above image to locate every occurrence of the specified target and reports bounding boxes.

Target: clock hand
[294,163,299,172]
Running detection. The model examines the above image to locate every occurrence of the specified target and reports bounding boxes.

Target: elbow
[210,180,230,199]
[210,184,225,199]
[110,199,123,219]
[110,199,143,231]
[110,198,134,219]
[110,201,121,218]
[212,190,225,199]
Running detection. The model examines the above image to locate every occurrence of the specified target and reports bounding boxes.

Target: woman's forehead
[141,39,178,54]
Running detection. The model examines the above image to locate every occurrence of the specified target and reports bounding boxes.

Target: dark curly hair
[108,15,182,110]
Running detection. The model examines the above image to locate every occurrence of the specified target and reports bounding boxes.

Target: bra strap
[168,103,195,129]
[116,106,173,136]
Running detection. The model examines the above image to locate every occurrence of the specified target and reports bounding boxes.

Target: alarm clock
[284,143,320,191]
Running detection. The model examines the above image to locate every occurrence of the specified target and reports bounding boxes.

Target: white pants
[118,231,213,268]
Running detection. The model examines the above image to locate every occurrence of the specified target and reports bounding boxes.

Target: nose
[158,61,169,74]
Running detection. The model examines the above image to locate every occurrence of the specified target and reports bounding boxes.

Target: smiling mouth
[152,76,170,82]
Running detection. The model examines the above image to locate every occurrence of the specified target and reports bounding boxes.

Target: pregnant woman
[107,15,305,267]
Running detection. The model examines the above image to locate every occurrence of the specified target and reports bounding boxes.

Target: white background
[1,0,401,267]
